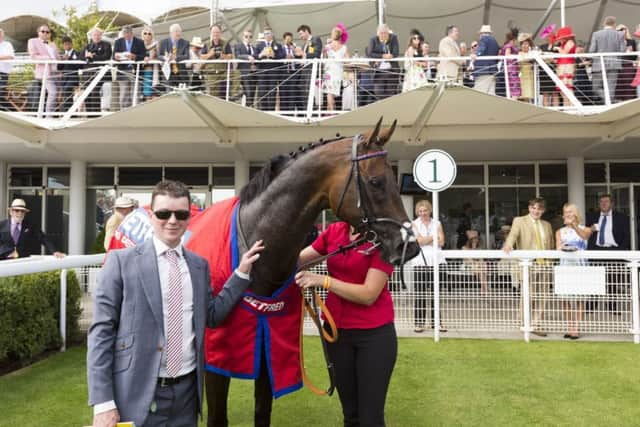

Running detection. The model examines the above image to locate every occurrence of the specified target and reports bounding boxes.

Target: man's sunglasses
[154,209,190,220]
[40,30,51,34]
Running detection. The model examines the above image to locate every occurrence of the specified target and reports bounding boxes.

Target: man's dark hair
[297,25,311,33]
[151,180,190,209]
[62,36,72,44]
[528,197,546,208]
[599,193,613,202]
[446,25,458,36]
[283,31,293,39]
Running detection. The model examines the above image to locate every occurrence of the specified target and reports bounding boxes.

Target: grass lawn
[1,337,639,426]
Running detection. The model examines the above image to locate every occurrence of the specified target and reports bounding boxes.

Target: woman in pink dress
[499,28,521,99]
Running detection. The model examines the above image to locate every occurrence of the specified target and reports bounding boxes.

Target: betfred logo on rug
[242,295,286,314]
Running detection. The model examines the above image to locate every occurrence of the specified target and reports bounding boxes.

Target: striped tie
[165,249,183,377]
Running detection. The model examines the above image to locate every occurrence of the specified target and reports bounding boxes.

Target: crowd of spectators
[0,16,638,114]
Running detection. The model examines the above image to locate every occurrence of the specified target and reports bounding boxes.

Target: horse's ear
[383,119,397,145]
[365,116,384,148]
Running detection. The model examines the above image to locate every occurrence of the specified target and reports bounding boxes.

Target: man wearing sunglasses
[234,28,258,107]
[27,25,59,114]
[88,180,264,427]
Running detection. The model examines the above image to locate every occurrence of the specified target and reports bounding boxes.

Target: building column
[69,160,86,255]
[0,161,6,212]
[567,156,585,217]
[397,159,414,219]
[234,160,250,195]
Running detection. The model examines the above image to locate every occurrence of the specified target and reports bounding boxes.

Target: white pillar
[377,0,385,26]
[68,160,86,255]
[234,160,250,195]
[0,161,6,212]
[567,157,585,218]
[397,159,414,219]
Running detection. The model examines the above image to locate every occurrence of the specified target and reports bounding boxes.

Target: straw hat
[9,198,30,212]
[479,24,492,34]
[114,196,135,209]
[189,36,204,48]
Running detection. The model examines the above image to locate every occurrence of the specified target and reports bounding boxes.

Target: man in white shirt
[0,28,15,111]
[88,180,264,427]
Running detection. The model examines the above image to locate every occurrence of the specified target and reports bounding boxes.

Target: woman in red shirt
[296,221,396,427]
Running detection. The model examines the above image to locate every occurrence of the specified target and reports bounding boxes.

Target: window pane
[538,187,568,230]
[488,187,536,249]
[489,164,534,185]
[213,167,234,186]
[47,167,70,188]
[118,167,162,186]
[9,167,43,187]
[165,167,209,185]
[610,163,640,183]
[85,188,116,253]
[539,164,567,184]
[88,167,115,186]
[436,188,487,249]
[585,186,608,217]
[46,190,69,253]
[455,165,484,185]
[212,188,235,202]
[584,163,606,183]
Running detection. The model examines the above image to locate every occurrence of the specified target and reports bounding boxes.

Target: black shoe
[569,335,580,340]
[563,334,572,339]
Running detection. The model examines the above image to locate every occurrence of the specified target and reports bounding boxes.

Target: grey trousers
[142,371,198,427]
[592,69,618,103]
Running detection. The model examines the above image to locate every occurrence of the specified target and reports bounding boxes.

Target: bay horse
[205,117,420,426]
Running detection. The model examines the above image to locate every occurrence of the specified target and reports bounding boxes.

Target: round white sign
[413,149,457,192]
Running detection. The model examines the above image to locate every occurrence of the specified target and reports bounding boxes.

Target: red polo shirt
[312,222,395,330]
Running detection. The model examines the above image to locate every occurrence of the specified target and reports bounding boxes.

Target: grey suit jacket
[589,28,626,71]
[87,238,250,426]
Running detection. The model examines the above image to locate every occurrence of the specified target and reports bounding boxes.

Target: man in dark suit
[368,23,400,100]
[112,25,146,110]
[88,180,264,427]
[235,28,258,108]
[158,23,190,92]
[589,16,626,103]
[0,198,64,259]
[280,32,300,113]
[586,193,630,313]
[296,25,322,111]
[58,36,82,113]
[81,28,113,113]
[255,26,285,111]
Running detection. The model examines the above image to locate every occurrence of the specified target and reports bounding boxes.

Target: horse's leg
[205,371,231,427]
[254,346,274,427]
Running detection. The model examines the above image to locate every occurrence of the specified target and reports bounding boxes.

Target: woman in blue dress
[555,203,593,339]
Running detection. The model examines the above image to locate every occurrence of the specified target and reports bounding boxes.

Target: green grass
[1,338,640,426]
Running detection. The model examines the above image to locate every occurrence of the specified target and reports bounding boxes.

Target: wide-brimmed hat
[518,32,533,44]
[554,26,575,41]
[479,24,492,34]
[539,23,556,39]
[189,36,204,48]
[9,198,30,212]
[114,196,135,209]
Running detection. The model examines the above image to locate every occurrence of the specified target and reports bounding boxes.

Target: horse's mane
[239,154,289,203]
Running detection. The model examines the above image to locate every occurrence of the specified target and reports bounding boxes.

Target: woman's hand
[295,270,325,289]
[237,240,265,275]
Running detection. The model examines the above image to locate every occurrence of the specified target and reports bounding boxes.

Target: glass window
[46,190,69,253]
[610,163,640,183]
[488,187,536,249]
[165,167,209,185]
[585,186,608,217]
[584,163,606,183]
[455,165,484,185]
[213,167,234,186]
[47,167,70,188]
[489,164,534,185]
[88,167,115,186]
[85,188,116,253]
[539,164,567,184]
[249,166,262,179]
[437,188,487,249]
[538,187,568,230]
[118,167,162,186]
[9,167,43,187]
[212,188,235,202]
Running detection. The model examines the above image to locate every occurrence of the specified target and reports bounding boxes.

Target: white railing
[0,51,637,120]
[2,249,639,348]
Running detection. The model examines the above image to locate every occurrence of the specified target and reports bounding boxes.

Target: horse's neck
[239,148,342,295]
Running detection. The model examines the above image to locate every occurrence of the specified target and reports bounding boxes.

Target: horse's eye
[369,177,384,189]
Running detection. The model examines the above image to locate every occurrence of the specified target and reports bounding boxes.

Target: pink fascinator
[336,22,349,44]
[539,23,556,39]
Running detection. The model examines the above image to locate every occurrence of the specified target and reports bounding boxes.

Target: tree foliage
[50,5,118,51]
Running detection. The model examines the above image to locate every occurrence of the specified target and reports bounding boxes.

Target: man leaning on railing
[0,28,15,112]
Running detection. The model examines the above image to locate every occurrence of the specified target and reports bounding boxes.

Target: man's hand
[237,240,265,275]
[93,409,119,427]
[53,251,65,258]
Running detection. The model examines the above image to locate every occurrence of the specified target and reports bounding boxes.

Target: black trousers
[240,71,257,107]
[258,68,279,110]
[279,69,299,112]
[326,322,397,427]
[373,70,398,100]
[60,76,79,112]
[413,266,442,328]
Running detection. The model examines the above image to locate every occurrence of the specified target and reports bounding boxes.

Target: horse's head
[330,117,420,265]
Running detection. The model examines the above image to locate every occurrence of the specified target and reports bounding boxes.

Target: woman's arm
[555,229,563,250]
[296,267,390,306]
[298,245,323,269]
[571,223,593,240]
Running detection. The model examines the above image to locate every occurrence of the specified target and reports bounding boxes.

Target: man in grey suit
[589,16,626,103]
[88,180,264,427]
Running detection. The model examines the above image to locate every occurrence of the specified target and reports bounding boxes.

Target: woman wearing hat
[498,28,521,99]
[189,36,206,92]
[539,24,559,107]
[553,26,576,106]
[0,199,64,259]
[103,196,136,251]
[517,34,535,103]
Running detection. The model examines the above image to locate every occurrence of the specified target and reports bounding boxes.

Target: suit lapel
[136,239,164,330]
